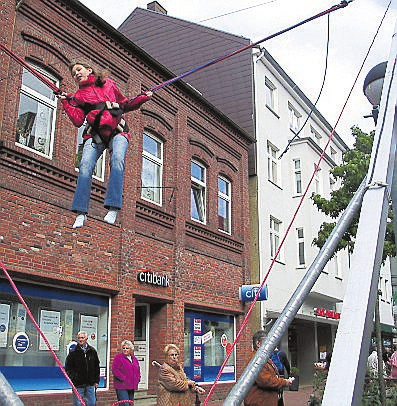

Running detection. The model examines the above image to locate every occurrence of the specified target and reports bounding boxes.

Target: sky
[78,0,397,147]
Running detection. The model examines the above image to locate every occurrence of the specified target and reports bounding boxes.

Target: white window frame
[288,103,301,133]
[267,142,280,185]
[191,160,206,224]
[314,163,321,195]
[265,77,277,112]
[334,253,342,279]
[218,176,231,234]
[141,132,163,206]
[293,159,302,195]
[270,216,282,261]
[311,126,322,147]
[16,65,58,158]
[297,227,305,266]
[330,147,337,162]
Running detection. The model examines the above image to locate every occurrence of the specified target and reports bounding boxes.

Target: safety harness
[82,101,129,146]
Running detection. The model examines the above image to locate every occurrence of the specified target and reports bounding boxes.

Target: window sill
[266,104,280,118]
[268,180,283,190]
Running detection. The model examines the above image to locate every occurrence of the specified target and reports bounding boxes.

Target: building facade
[120,2,395,386]
[0,0,253,404]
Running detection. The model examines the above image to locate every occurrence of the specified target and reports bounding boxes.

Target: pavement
[283,385,313,406]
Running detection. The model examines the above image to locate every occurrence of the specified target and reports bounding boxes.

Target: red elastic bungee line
[0,261,87,406]
[0,42,61,94]
[143,1,352,97]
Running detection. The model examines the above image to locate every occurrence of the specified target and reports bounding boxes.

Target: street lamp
[363,61,387,125]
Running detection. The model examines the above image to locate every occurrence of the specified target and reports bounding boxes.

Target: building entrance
[134,304,150,390]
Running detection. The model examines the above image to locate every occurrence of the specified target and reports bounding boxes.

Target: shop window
[141,132,163,205]
[0,280,109,392]
[218,176,231,234]
[191,161,206,223]
[75,124,105,180]
[15,65,58,158]
[184,311,235,383]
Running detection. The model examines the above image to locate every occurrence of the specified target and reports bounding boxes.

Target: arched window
[15,64,58,158]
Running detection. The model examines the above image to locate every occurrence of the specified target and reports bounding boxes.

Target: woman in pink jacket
[59,61,152,228]
[112,340,141,405]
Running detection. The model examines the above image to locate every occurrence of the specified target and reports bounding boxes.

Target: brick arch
[189,137,214,160]
[141,109,173,136]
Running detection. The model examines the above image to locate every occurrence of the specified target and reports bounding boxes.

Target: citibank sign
[137,270,170,287]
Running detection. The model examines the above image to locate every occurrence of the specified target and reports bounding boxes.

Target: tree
[312,126,395,262]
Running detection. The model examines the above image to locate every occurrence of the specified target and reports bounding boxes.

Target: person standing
[65,331,100,406]
[271,346,291,377]
[388,348,397,378]
[58,61,152,229]
[244,331,292,406]
[112,340,141,405]
[157,343,203,406]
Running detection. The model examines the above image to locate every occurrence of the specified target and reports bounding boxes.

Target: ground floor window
[0,280,109,392]
[184,310,235,383]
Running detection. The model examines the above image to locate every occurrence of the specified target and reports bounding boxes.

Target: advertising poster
[0,303,10,348]
[80,315,98,347]
[193,345,202,360]
[194,318,202,334]
[39,310,61,350]
[194,364,202,380]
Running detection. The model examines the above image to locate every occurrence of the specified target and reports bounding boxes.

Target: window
[297,228,305,266]
[0,280,109,392]
[218,177,231,233]
[141,133,163,205]
[288,103,301,133]
[191,161,206,223]
[267,142,279,185]
[334,253,342,278]
[270,216,282,261]
[184,311,235,383]
[75,125,105,180]
[330,147,337,162]
[329,176,336,192]
[314,164,321,194]
[311,126,322,147]
[294,159,302,195]
[265,77,277,111]
[16,65,58,157]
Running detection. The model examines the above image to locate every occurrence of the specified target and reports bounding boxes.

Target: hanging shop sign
[314,307,341,320]
[239,285,268,302]
[137,270,170,287]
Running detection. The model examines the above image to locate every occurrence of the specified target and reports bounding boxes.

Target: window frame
[15,64,58,159]
[191,160,207,224]
[141,132,164,206]
[218,176,232,234]
[296,227,305,266]
[267,142,280,186]
[265,77,277,112]
[270,216,283,261]
[288,103,301,134]
[293,159,302,195]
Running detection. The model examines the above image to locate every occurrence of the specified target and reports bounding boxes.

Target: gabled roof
[119,8,255,138]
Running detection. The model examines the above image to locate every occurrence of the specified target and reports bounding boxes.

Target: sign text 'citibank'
[137,270,170,287]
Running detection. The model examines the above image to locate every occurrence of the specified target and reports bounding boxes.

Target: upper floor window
[265,77,277,112]
[270,216,282,261]
[330,147,337,162]
[191,161,206,223]
[75,124,105,180]
[314,163,321,194]
[329,176,336,193]
[141,133,163,205]
[311,126,322,147]
[15,65,58,158]
[288,103,301,133]
[297,228,305,266]
[267,142,279,185]
[294,159,302,195]
[218,176,231,234]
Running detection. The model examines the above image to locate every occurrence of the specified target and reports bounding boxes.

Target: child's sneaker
[72,214,87,229]
[104,209,118,224]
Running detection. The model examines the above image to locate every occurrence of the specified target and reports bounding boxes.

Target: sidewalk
[283,385,313,406]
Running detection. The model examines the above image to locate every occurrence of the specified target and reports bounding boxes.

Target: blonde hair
[164,344,180,357]
[121,340,134,351]
[69,60,109,87]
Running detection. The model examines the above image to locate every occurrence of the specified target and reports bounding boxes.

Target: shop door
[134,304,149,390]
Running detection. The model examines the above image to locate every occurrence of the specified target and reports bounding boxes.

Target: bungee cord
[279,13,331,160]
[203,1,391,404]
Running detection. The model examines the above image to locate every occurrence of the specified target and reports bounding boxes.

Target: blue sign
[239,285,268,302]
[13,332,29,354]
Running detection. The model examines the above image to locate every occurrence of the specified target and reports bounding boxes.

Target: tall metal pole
[322,19,397,406]
[0,371,24,406]
[224,177,367,405]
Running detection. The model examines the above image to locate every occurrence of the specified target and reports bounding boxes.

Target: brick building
[0,0,253,404]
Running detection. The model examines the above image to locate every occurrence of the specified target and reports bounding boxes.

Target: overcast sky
[78,0,397,147]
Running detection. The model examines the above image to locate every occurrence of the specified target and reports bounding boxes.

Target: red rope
[111,401,134,405]
[0,261,86,406]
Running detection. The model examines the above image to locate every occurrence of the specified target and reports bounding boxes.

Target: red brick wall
[0,0,253,404]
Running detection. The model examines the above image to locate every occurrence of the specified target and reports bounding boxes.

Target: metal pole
[322,19,397,406]
[224,177,367,405]
[375,290,386,406]
[0,371,24,406]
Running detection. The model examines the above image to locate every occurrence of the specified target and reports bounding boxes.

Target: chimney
[147,1,167,15]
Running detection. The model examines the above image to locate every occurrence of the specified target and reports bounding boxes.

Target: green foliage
[312,126,396,262]
[308,370,327,405]
[290,366,299,377]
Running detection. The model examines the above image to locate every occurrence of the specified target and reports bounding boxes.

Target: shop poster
[80,315,98,347]
[0,303,10,348]
[39,310,61,350]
